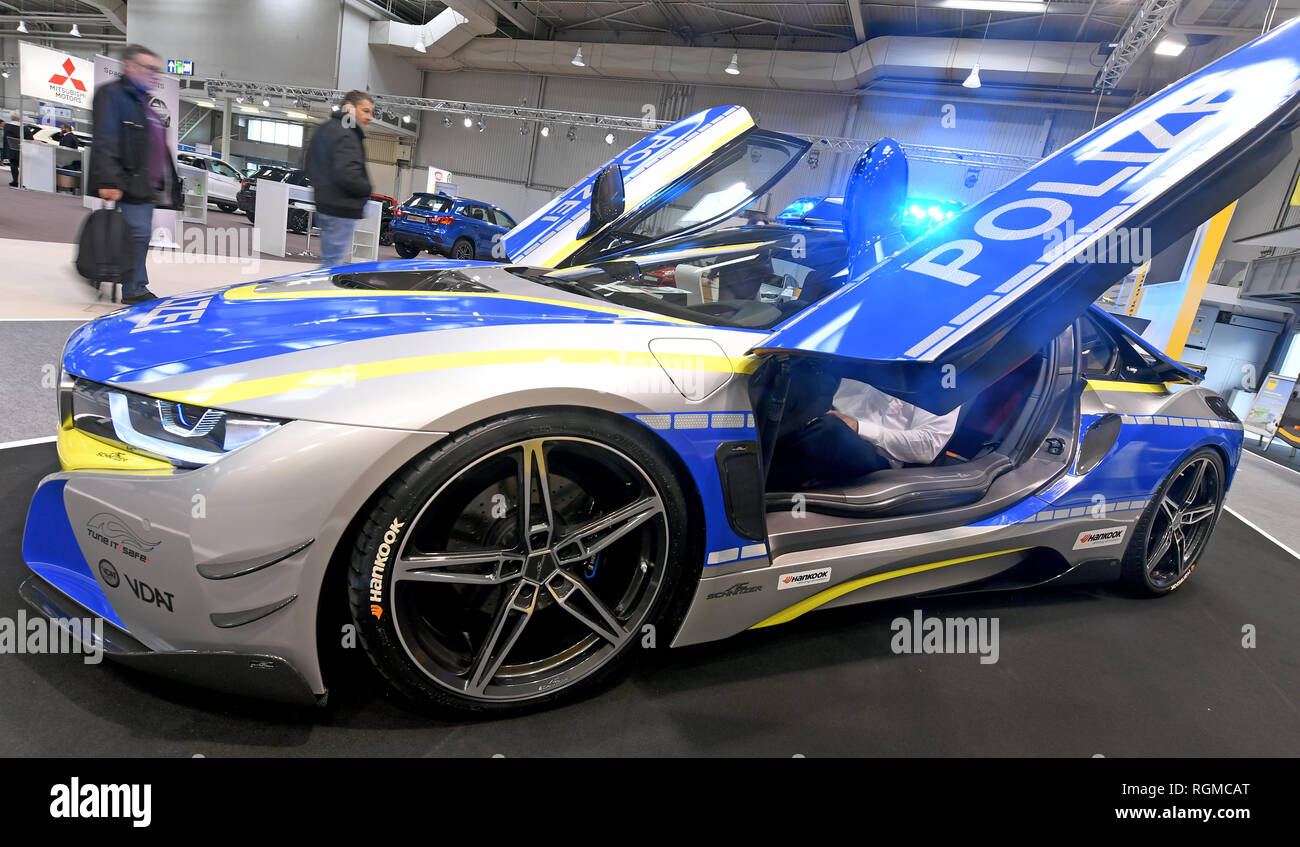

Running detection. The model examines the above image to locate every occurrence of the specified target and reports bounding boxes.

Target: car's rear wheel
[451,237,475,261]
[393,242,420,259]
[348,411,696,714]
[244,208,255,224]
[1120,448,1225,596]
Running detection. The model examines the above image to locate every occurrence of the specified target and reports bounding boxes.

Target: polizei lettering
[369,519,407,618]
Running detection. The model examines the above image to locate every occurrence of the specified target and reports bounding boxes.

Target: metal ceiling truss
[1092,0,1182,92]
[203,78,1037,172]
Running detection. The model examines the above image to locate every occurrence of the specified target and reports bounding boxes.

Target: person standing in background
[87,44,183,304]
[305,89,373,268]
[4,112,20,187]
[59,123,82,149]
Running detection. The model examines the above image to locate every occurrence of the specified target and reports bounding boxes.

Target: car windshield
[250,166,289,181]
[404,195,454,213]
[510,227,848,330]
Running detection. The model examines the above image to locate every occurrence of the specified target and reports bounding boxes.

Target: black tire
[393,242,420,259]
[379,230,392,247]
[1120,447,1225,596]
[347,410,699,714]
[288,209,309,234]
[451,237,475,261]
[216,202,237,213]
[244,208,255,224]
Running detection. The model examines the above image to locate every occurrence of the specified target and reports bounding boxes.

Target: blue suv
[389,193,517,260]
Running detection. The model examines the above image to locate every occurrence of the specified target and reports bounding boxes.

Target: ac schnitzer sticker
[778,567,832,590]
[1073,526,1128,550]
[369,518,406,619]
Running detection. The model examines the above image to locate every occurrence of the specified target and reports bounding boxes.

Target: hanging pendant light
[571,47,585,67]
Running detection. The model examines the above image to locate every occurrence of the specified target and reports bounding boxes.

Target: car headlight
[64,375,286,468]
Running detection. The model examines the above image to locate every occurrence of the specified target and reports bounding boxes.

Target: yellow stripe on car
[222,284,697,326]
[155,349,762,407]
[1084,379,1168,394]
[57,427,173,474]
[750,547,1030,630]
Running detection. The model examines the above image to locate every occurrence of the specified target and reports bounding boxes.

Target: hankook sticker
[1073,526,1128,550]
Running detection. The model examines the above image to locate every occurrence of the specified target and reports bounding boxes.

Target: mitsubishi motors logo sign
[18,41,94,109]
[48,58,87,92]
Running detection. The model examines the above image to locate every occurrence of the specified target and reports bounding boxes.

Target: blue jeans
[119,201,154,298]
[316,212,357,268]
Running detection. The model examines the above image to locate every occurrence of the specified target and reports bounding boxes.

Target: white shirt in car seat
[832,381,960,468]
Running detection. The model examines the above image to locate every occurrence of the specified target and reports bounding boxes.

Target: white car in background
[176,151,243,213]
[32,126,92,148]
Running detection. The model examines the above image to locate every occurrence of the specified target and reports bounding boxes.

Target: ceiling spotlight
[69,23,81,37]
[262,97,271,107]
[413,38,427,54]
[331,103,339,112]
[571,47,585,67]
[604,132,614,144]
[520,124,528,135]
[16,21,27,34]
[725,53,740,75]
[540,124,550,137]
[962,64,982,89]
[477,119,485,132]
[1154,32,1188,57]
[566,126,576,142]
[1,71,8,80]
[236,95,244,104]
[403,114,412,123]
[443,115,452,127]
[464,117,474,128]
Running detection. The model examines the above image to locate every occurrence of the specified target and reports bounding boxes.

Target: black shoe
[122,291,159,305]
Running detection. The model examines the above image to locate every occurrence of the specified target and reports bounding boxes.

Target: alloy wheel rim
[454,242,473,259]
[1144,457,1221,588]
[390,437,668,701]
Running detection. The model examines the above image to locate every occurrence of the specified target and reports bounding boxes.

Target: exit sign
[166,59,194,76]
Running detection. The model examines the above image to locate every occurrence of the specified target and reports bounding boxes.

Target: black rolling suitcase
[74,205,135,302]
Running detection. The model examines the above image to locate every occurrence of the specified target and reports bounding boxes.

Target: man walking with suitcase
[305,90,373,268]
[87,44,183,304]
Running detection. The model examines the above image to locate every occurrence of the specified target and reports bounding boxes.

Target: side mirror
[844,138,908,272]
[582,163,625,236]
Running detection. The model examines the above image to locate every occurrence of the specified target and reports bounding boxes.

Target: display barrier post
[254,178,291,257]
[351,199,381,263]
[178,164,208,225]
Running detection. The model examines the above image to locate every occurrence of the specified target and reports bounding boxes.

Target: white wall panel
[128,0,341,89]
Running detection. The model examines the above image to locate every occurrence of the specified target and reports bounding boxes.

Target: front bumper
[22,418,447,703]
[19,572,321,705]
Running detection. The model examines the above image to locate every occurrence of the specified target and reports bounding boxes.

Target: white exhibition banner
[426,165,453,193]
[83,54,182,248]
[19,42,94,111]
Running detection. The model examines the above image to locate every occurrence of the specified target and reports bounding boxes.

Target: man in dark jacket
[305,89,373,268]
[87,44,183,304]
[3,112,20,187]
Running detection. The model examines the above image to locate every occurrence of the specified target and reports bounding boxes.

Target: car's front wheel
[348,411,696,714]
[1120,448,1225,596]
[393,242,420,259]
[216,202,237,213]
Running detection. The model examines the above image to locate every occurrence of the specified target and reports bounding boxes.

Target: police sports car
[21,20,1300,713]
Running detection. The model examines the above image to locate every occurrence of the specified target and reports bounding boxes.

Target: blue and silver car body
[19,19,1300,711]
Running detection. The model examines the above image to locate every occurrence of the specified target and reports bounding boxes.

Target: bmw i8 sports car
[20,20,1300,713]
